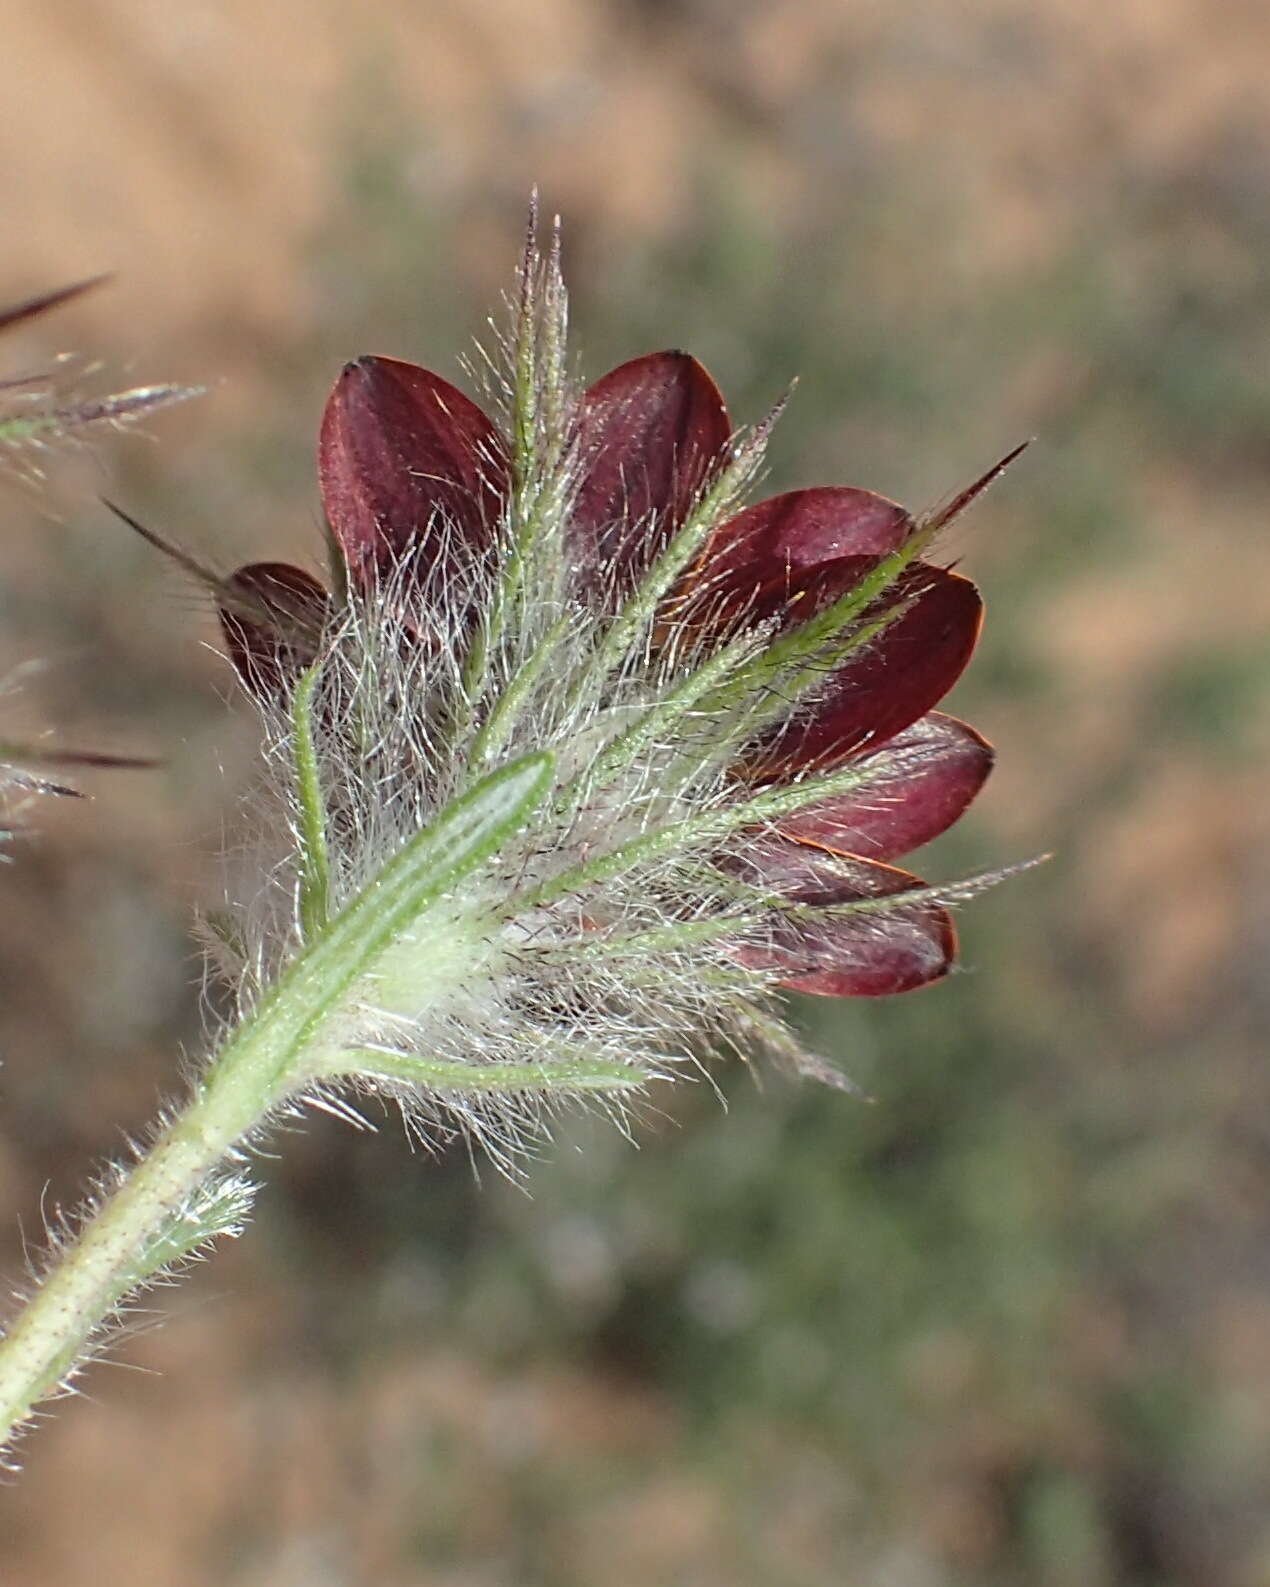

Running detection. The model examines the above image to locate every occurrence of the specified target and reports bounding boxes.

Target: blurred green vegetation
[167,126,1270,1586]
[4,40,1270,1587]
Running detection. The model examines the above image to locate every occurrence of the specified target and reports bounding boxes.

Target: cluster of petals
[222,350,994,999]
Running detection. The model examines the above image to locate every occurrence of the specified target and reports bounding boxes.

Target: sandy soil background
[2,3,1269,1584]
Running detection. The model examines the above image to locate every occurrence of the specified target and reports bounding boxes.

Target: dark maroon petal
[774,713,993,861]
[742,561,984,778]
[572,351,731,595]
[724,838,955,996]
[703,487,911,581]
[318,356,509,587]
[219,562,329,694]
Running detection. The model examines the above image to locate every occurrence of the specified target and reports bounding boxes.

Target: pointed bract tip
[519,191,541,282]
[102,498,228,593]
[926,439,1032,533]
[0,275,114,335]
[752,381,795,442]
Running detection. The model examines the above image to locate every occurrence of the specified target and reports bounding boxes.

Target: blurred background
[2,2,1269,1583]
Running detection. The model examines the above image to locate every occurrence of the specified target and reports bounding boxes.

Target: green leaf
[132,1174,257,1284]
[341,1047,646,1095]
[206,750,555,1100]
[290,666,332,940]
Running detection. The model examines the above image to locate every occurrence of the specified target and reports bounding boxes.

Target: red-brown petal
[219,562,329,694]
[744,563,984,778]
[318,356,509,587]
[775,712,993,861]
[726,840,955,996]
[572,351,731,595]
[703,486,912,582]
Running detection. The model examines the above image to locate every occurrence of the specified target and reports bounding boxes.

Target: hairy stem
[0,1007,292,1446]
[0,751,553,1452]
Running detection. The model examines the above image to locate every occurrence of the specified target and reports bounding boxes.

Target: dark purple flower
[224,350,996,998]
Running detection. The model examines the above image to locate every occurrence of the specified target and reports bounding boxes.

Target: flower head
[206,222,1017,1158]
[0,241,1024,1459]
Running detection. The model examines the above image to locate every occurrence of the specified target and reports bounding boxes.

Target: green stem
[0,751,553,1449]
[291,666,331,939]
[342,1048,644,1093]
[468,613,571,771]
[0,1010,292,1444]
[523,755,878,913]
[562,625,763,810]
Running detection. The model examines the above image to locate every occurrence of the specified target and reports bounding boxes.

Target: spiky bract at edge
[210,219,1017,1170]
[0,279,185,833]
[0,276,195,474]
